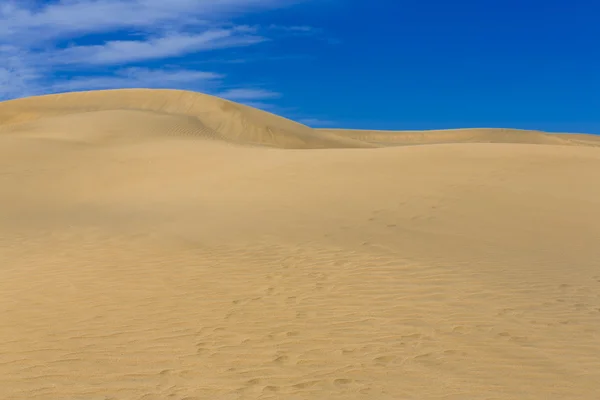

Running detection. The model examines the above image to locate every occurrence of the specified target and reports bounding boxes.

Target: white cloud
[217,88,281,101]
[267,24,321,34]
[0,0,316,104]
[49,67,223,93]
[0,0,300,41]
[0,45,43,100]
[52,30,266,65]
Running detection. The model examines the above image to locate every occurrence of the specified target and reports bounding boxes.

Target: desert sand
[1,89,599,400]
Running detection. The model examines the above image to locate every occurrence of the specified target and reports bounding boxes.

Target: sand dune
[1,90,600,400]
[0,89,373,149]
[556,133,600,147]
[318,127,594,147]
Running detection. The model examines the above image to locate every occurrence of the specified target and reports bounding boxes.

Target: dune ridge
[1,89,598,149]
[317,127,598,147]
[1,89,600,400]
[0,89,373,149]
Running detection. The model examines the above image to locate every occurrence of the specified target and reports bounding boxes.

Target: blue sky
[1,0,598,133]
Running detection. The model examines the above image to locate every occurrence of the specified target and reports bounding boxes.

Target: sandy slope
[0,89,373,149]
[556,133,600,147]
[317,128,594,147]
[1,90,600,400]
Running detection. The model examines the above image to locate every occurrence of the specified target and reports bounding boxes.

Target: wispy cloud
[51,30,266,65]
[0,0,319,105]
[0,0,300,41]
[0,45,43,99]
[49,67,223,93]
[267,24,321,35]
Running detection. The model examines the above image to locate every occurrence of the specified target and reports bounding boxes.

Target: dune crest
[0,89,373,149]
[2,89,598,149]
[318,127,598,147]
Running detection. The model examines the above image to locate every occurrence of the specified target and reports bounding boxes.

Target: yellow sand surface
[1,89,600,399]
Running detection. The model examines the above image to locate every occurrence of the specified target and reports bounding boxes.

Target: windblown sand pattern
[1,89,599,399]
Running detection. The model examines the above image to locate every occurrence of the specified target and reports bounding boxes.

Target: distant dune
[1,89,600,400]
[318,127,599,147]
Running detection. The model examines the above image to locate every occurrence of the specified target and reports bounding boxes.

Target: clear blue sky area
[2,0,598,133]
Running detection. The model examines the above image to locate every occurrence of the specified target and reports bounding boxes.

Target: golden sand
[1,89,599,399]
